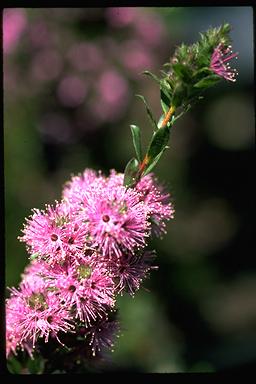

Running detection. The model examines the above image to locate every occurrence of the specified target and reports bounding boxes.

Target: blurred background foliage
[4,7,255,373]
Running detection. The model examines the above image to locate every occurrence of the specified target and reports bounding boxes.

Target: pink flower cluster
[6,170,174,359]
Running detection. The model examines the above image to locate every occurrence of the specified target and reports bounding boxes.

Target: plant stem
[136,104,176,179]
[160,105,176,128]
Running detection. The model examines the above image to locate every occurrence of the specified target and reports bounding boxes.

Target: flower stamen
[210,43,238,82]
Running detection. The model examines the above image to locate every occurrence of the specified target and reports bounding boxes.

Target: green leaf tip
[130,124,143,162]
[123,157,139,187]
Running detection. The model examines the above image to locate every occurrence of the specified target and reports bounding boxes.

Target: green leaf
[130,125,142,162]
[171,81,186,109]
[163,76,172,87]
[7,356,23,374]
[146,124,170,168]
[157,114,165,128]
[143,146,168,176]
[160,69,170,78]
[192,67,211,77]
[160,87,172,114]
[172,63,192,83]
[142,70,161,84]
[193,74,220,88]
[123,158,139,187]
[135,94,157,130]
[27,356,45,374]
[162,62,171,69]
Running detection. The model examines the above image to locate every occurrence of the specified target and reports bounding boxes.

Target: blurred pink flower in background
[98,70,129,104]
[3,8,27,54]
[57,75,88,108]
[28,21,55,48]
[105,7,138,28]
[120,40,156,74]
[4,8,168,134]
[31,49,63,82]
[134,13,166,47]
[91,69,130,123]
[67,42,104,72]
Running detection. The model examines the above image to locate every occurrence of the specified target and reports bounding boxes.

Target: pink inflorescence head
[5,269,75,356]
[18,200,89,265]
[210,43,238,82]
[7,168,174,359]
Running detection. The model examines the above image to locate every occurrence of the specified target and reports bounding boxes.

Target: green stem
[136,104,176,180]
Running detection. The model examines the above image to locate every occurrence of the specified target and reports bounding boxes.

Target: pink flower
[6,275,74,351]
[109,250,157,296]
[85,316,120,356]
[106,169,124,189]
[67,42,104,72]
[18,200,89,263]
[57,75,88,108]
[89,69,130,123]
[41,256,116,327]
[62,169,106,207]
[30,49,63,82]
[6,295,27,358]
[120,40,155,74]
[134,13,166,48]
[135,174,175,237]
[81,183,150,258]
[210,43,238,82]
[3,8,27,54]
[28,21,53,48]
[98,69,129,105]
